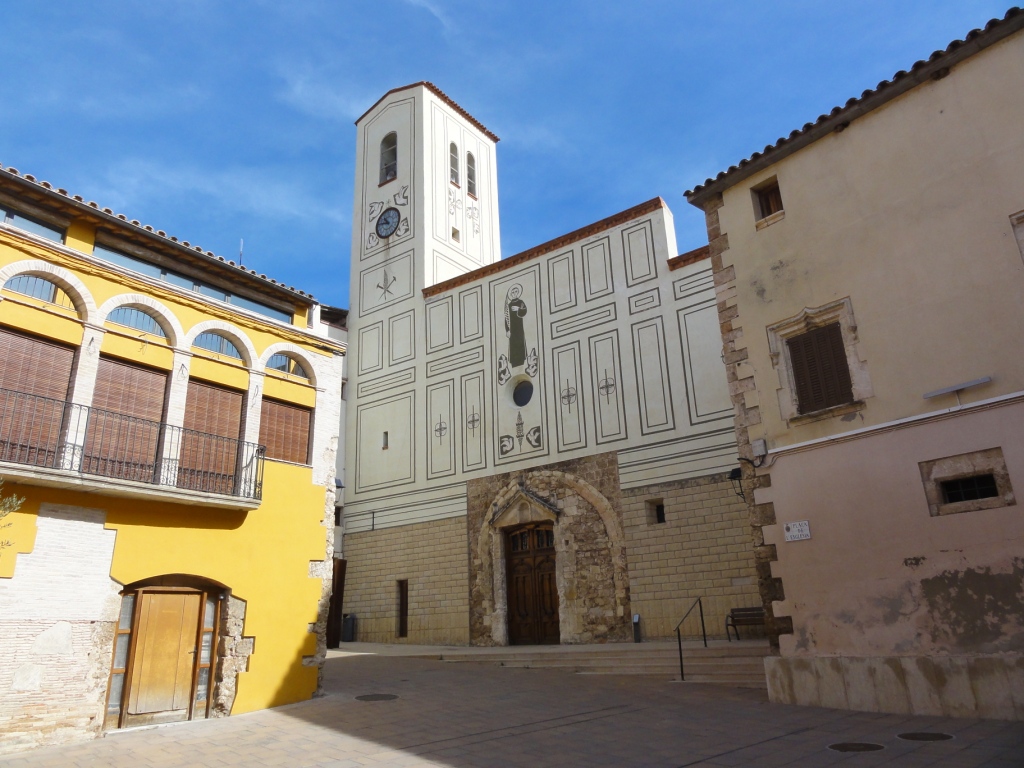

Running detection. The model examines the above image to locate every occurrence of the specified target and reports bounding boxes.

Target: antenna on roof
[239,238,244,267]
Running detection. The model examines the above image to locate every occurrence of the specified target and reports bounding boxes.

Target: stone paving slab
[3,653,1022,767]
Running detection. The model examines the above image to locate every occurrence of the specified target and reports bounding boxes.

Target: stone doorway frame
[475,471,629,646]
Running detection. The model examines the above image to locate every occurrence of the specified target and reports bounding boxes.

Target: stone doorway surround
[467,453,632,646]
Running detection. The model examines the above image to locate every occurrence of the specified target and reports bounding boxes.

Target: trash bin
[342,613,356,643]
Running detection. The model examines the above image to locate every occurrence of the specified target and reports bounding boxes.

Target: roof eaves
[685,6,1024,207]
[0,164,318,305]
[355,81,500,143]
[423,197,667,298]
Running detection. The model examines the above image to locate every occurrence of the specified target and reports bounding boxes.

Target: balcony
[0,387,265,508]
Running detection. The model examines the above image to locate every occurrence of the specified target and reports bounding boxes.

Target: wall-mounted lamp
[729,455,767,501]
[729,467,745,500]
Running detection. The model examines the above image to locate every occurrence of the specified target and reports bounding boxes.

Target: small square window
[452,227,460,242]
[919,448,1015,517]
[757,182,784,220]
[646,499,666,525]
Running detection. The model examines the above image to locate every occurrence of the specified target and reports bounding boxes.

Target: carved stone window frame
[767,297,873,425]
[918,447,1016,517]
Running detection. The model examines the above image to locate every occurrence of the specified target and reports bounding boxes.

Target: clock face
[375,207,401,239]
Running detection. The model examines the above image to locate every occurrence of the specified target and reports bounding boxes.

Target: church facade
[340,83,759,645]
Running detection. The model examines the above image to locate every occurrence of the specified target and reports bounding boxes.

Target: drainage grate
[355,693,398,701]
[898,732,953,742]
[828,742,884,753]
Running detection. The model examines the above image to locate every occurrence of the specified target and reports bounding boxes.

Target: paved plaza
[4,649,1023,768]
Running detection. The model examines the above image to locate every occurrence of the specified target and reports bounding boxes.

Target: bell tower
[350,81,501,321]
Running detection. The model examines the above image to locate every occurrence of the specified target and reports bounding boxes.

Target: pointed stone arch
[472,465,631,646]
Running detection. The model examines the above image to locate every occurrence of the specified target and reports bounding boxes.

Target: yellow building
[0,165,346,754]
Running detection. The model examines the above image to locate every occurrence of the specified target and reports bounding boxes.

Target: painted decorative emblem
[434,416,448,443]
[393,185,409,205]
[375,207,401,238]
[466,203,480,235]
[525,348,538,378]
[560,382,577,411]
[448,187,462,215]
[525,426,542,449]
[599,370,617,404]
[496,354,512,385]
[376,268,397,300]
[499,434,515,456]
[515,412,525,448]
[466,407,480,433]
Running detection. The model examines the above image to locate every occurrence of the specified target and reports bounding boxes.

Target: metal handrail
[0,386,265,500]
[674,596,708,681]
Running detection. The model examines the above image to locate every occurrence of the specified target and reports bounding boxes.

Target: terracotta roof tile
[423,197,666,297]
[685,7,1024,204]
[356,82,499,143]
[0,162,316,302]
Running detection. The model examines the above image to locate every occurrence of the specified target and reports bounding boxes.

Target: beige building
[339,83,761,647]
[685,9,1024,719]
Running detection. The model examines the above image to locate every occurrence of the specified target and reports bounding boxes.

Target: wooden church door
[505,524,559,645]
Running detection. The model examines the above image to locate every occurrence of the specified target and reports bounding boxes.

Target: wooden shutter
[0,327,75,399]
[83,358,168,481]
[259,398,312,464]
[183,380,243,439]
[0,328,75,466]
[787,323,854,414]
[179,380,244,494]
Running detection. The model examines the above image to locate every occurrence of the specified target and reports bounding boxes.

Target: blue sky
[0,1,1008,309]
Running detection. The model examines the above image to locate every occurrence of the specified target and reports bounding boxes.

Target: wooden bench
[726,606,766,641]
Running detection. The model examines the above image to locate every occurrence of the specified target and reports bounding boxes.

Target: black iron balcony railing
[0,387,265,501]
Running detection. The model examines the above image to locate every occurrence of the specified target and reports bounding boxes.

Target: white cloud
[401,0,453,31]
[89,158,347,227]
[275,67,377,123]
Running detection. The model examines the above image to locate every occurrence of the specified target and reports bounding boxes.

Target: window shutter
[259,398,312,464]
[0,327,75,400]
[93,358,167,421]
[183,380,243,439]
[83,357,168,481]
[0,328,75,466]
[179,380,244,494]
[787,323,853,414]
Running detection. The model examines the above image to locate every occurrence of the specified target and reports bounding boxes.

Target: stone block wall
[467,451,632,646]
[621,471,761,641]
[0,504,122,756]
[341,516,470,644]
[766,654,1024,720]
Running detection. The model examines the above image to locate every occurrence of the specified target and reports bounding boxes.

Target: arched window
[193,331,242,360]
[466,152,477,197]
[3,274,75,310]
[107,306,168,339]
[267,353,310,380]
[379,132,398,184]
[449,142,460,185]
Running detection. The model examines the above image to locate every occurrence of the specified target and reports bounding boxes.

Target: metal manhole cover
[898,732,953,742]
[355,693,398,701]
[828,742,884,752]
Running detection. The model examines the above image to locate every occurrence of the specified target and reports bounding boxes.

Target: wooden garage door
[83,357,168,482]
[178,379,243,494]
[0,327,75,466]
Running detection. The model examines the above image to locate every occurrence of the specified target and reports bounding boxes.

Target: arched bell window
[466,152,477,197]
[379,132,398,184]
[449,142,460,185]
